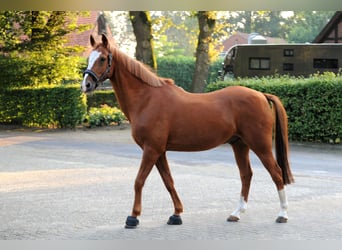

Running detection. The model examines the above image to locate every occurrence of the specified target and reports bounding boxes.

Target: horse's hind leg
[156,153,183,225]
[228,139,253,222]
[254,149,289,223]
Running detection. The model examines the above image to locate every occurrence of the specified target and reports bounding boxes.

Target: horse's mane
[107,44,174,88]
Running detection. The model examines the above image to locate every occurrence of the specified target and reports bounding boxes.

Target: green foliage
[0,11,90,52]
[0,85,87,128]
[208,58,224,84]
[0,51,84,88]
[206,73,342,143]
[0,55,26,88]
[0,11,89,88]
[157,56,195,91]
[84,104,125,128]
[157,56,222,91]
[287,11,335,43]
[0,11,19,49]
[223,11,289,38]
[152,11,198,57]
[86,90,119,110]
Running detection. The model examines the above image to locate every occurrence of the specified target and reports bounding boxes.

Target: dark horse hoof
[275,216,288,223]
[125,216,139,229]
[167,214,182,225]
[227,215,240,222]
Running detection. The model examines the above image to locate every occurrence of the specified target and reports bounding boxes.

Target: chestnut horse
[81,34,294,228]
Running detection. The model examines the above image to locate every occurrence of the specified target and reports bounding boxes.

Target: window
[283,63,294,71]
[283,49,294,57]
[313,59,338,69]
[249,58,270,70]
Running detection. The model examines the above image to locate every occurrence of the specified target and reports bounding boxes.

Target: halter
[83,52,113,87]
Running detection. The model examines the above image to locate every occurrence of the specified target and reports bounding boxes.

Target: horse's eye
[100,57,106,62]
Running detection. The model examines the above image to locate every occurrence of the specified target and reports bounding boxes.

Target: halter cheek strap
[83,53,113,86]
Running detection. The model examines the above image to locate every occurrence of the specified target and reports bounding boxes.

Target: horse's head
[81,34,113,93]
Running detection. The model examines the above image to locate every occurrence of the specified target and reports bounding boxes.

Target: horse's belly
[166,143,223,152]
[166,128,233,152]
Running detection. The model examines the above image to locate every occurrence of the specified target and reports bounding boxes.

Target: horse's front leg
[156,153,183,225]
[125,146,160,229]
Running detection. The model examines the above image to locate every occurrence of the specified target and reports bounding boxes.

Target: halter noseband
[83,52,113,87]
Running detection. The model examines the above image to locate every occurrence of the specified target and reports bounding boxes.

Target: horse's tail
[264,94,294,185]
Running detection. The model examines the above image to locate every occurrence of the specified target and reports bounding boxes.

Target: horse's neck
[110,67,149,121]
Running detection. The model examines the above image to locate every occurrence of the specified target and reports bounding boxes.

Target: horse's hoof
[275,216,288,223]
[227,215,240,222]
[125,216,139,229]
[167,214,182,225]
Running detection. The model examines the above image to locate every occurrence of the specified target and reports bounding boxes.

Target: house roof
[312,11,342,43]
[220,31,287,52]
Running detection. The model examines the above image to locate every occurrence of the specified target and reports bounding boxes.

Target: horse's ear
[90,35,96,47]
[101,33,109,48]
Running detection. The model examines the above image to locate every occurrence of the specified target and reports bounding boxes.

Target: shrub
[157,56,223,91]
[157,56,195,91]
[86,89,119,110]
[206,73,342,143]
[84,104,125,127]
[0,85,87,128]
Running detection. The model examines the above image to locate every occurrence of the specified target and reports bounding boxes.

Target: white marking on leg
[278,189,288,219]
[230,196,247,219]
[81,51,101,91]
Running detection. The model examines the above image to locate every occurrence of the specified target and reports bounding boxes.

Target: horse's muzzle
[81,74,98,93]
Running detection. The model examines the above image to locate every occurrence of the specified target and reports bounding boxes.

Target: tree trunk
[129,11,157,70]
[191,11,216,93]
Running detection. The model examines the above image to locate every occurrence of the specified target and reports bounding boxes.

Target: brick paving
[0,127,341,239]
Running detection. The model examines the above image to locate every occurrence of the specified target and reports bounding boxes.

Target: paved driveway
[0,126,341,239]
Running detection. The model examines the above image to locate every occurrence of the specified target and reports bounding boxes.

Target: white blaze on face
[81,50,101,92]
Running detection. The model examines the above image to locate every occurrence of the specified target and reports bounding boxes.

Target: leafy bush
[0,51,84,88]
[157,56,195,91]
[84,104,125,127]
[206,73,342,143]
[0,85,87,128]
[157,56,223,91]
[86,89,119,110]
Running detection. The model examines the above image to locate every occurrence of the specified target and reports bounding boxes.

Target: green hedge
[157,56,195,91]
[206,74,342,143]
[157,56,223,91]
[0,85,87,128]
[86,89,118,110]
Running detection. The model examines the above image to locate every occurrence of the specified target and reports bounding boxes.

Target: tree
[0,11,89,87]
[223,11,289,39]
[152,11,198,57]
[0,11,21,50]
[287,11,335,43]
[103,11,135,56]
[129,11,157,69]
[191,11,216,93]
